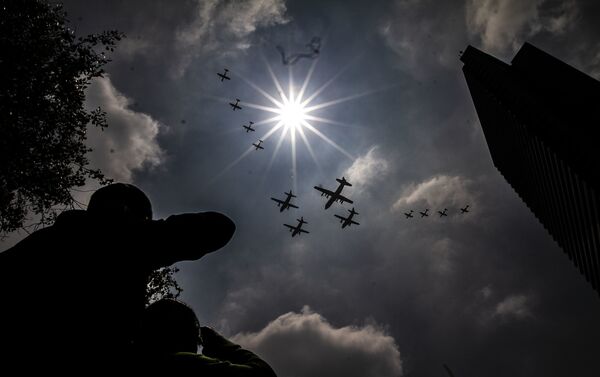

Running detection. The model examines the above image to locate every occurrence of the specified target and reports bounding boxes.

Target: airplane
[438,208,448,217]
[217,68,231,81]
[271,190,298,212]
[229,98,242,111]
[404,210,414,219]
[334,208,360,229]
[419,209,429,217]
[252,140,264,150]
[284,217,309,237]
[314,176,353,209]
[460,205,470,214]
[242,121,255,132]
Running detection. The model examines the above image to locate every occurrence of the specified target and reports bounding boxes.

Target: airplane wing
[335,194,353,204]
[334,214,346,222]
[283,224,295,230]
[288,203,298,209]
[351,220,360,225]
[271,198,284,205]
[300,229,309,234]
[314,186,334,198]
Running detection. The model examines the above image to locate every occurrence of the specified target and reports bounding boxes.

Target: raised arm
[141,211,236,268]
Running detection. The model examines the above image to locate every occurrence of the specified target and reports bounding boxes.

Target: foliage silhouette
[0,0,123,235]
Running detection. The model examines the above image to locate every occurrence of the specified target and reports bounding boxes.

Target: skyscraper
[461,42,600,295]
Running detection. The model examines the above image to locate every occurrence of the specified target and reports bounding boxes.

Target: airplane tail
[336,177,352,186]
[349,208,359,215]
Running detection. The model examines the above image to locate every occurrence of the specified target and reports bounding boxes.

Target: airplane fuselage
[324,185,345,209]
[279,199,291,212]
[341,214,354,228]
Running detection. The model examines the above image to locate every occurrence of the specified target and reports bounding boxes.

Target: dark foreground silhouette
[134,299,277,376]
[0,183,236,373]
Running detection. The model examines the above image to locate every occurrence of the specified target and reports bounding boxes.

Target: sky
[3,0,600,376]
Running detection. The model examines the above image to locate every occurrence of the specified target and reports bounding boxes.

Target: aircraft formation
[217,68,359,237]
[217,68,265,154]
[269,177,360,237]
[403,205,470,219]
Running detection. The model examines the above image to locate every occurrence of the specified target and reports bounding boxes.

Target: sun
[213,58,375,190]
[277,98,307,130]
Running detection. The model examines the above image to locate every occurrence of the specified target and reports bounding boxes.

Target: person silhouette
[0,183,236,373]
[134,299,277,377]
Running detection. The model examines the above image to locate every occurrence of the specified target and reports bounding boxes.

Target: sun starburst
[212,57,373,190]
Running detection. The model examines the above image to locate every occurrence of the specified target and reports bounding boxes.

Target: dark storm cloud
[4,1,600,376]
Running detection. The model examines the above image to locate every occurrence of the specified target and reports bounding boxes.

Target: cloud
[174,0,288,76]
[379,0,466,77]
[344,147,390,191]
[466,0,578,54]
[232,306,403,377]
[494,294,533,320]
[392,175,474,212]
[85,76,164,182]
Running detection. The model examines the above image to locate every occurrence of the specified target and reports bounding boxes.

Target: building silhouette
[461,43,600,295]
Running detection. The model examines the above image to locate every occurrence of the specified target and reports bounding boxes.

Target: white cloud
[466,0,578,54]
[174,0,288,76]
[344,147,390,190]
[232,306,403,377]
[85,76,164,182]
[392,175,474,213]
[494,294,533,320]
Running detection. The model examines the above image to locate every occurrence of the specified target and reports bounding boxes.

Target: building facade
[461,43,600,295]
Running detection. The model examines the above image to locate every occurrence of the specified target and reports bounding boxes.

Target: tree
[0,0,123,235]
[145,266,184,305]
[0,1,182,303]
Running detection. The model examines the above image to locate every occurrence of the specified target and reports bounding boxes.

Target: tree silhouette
[0,0,123,235]
[146,266,184,305]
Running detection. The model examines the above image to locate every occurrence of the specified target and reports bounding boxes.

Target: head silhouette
[87,183,152,222]
[137,299,201,354]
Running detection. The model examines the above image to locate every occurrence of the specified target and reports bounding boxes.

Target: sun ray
[304,88,382,113]
[237,75,284,108]
[240,101,281,114]
[302,120,354,160]
[252,115,282,126]
[297,58,318,104]
[264,58,288,104]
[297,126,322,171]
[260,121,285,141]
[304,114,365,129]
[209,121,284,184]
[288,63,294,103]
[291,127,297,192]
[207,147,255,185]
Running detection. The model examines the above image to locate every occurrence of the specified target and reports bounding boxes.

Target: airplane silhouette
[242,121,255,132]
[229,98,242,111]
[419,209,429,217]
[314,177,353,209]
[438,208,448,217]
[252,140,264,150]
[284,217,309,237]
[217,68,231,81]
[460,205,470,214]
[334,208,360,229]
[271,190,298,212]
[404,210,414,219]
